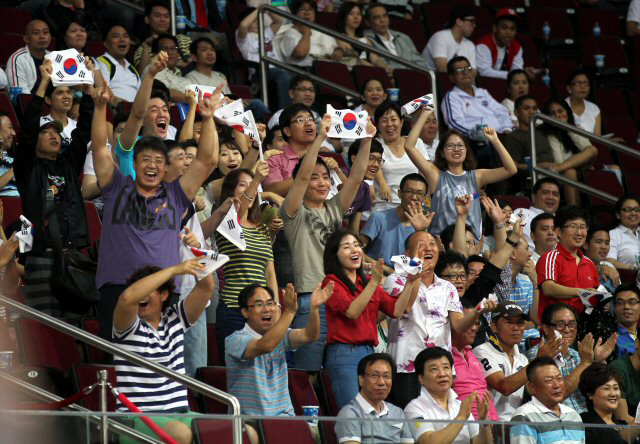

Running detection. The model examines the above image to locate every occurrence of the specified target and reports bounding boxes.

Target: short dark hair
[526,356,558,382]
[264,126,281,147]
[347,138,383,167]
[447,56,470,75]
[433,129,477,171]
[585,224,608,245]
[357,353,395,376]
[164,139,182,157]
[448,5,475,28]
[365,2,386,20]
[133,136,168,162]
[530,212,554,234]
[440,223,473,251]
[507,69,528,87]
[292,154,330,179]
[152,33,178,54]
[532,177,560,195]
[373,101,402,126]
[514,94,536,112]
[126,265,175,311]
[291,0,317,15]
[578,363,621,411]
[180,139,198,149]
[435,251,468,276]
[113,112,128,129]
[613,283,640,304]
[414,346,454,376]
[554,205,587,232]
[567,68,592,88]
[468,254,489,267]
[279,103,314,142]
[150,88,169,108]
[190,36,216,55]
[238,283,275,309]
[399,173,428,194]
[289,74,315,91]
[614,194,640,216]
[144,0,170,16]
[103,23,129,41]
[540,303,578,327]
[359,78,385,97]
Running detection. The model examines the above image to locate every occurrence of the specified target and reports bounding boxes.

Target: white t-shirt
[473,341,529,421]
[236,27,278,63]
[565,97,600,134]
[628,0,640,24]
[373,138,430,212]
[609,224,640,265]
[547,132,590,164]
[40,115,77,147]
[502,98,517,128]
[422,29,476,71]
[279,26,337,67]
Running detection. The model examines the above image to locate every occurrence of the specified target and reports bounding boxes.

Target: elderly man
[510,357,585,443]
[6,20,51,93]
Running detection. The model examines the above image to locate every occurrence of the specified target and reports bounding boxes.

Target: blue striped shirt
[113,300,191,412]
[511,397,585,444]
[225,323,294,416]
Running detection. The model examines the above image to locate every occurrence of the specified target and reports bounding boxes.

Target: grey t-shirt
[430,170,482,241]
[280,195,343,293]
[504,128,555,165]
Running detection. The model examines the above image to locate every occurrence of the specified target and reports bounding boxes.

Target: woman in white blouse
[502,69,530,128]
[565,69,601,135]
[607,195,640,269]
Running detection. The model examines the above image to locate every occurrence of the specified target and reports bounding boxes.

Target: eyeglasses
[159,46,178,52]
[614,299,640,307]
[441,273,468,282]
[563,224,588,232]
[571,80,589,87]
[294,87,315,93]
[290,116,315,125]
[368,155,385,165]
[621,207,640,213]
[444,143,466,151]
[453,66,473,74]
[548,321,577,331]
[401,189,426,199]
[247,301,278,309]
[365,373,392,381]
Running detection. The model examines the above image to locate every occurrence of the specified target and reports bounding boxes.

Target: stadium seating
[262,418,315,444]
[71,363,117,411]
[195,366,228,414]
[287,368,321,416]
[17,318,83,375]
[0,7,32,35]
[207,323,221,366]
[192,418,252,444]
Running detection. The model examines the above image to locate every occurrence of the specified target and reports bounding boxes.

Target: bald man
[6,20,51,93]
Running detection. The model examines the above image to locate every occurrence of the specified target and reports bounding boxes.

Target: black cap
[38,120,63,134]
[492,302,531,321]
[449,5,476,26]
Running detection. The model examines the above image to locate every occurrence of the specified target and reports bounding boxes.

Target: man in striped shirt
[112,258,214,443]
[510,356,585,443]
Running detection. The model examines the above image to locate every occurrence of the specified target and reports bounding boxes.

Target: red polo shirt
[323,274,397,346]
[536,242,599,321]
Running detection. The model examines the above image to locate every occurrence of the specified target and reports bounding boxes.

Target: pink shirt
[451,345,499,421]
[263,144,301,187]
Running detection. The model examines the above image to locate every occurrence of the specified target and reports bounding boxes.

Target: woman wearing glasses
[321,228,419,409]
[405,107,517,241]
[607,195,640,270]
[565,69,601,135]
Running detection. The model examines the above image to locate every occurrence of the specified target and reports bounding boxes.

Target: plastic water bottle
[542,69,550,86]
[593,22,601,37]
[176,15,186,33]
[542,21,551,41]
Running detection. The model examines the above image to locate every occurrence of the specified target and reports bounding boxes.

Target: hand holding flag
[216,204,246,251]
[390,255,423,276]
[401,93,434,116]
[45,49,94,87]
[578,285,612,314]
[16,215,33,253]
[180,248,230,280]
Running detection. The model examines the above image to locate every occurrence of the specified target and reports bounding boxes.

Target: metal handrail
[257,4,437,111]
[0,371,162,444]
[0,295,243,444]
[530,112,640,204]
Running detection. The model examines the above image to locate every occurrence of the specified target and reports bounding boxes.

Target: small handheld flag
[45,49,93,87]
[401,93,435,116]
[390,255,423,276]
[326,105,369,139]
[216,204,246,251]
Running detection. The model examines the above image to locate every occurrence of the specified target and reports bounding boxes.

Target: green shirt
[609,355,640,415]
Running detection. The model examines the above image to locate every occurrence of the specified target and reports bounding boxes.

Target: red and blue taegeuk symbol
[342,112,357,130]
[63,58,78,75]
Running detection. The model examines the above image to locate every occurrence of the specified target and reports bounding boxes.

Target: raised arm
[238,8,259,39]
[113,258,205,332]
[90,87,116,188]
[282,114,330,218]
[452,195,472,257]
[481,197,507,250]
[239,160,268,217]
[178,90,198,142]
[289,282,333,347]
[405,108,440,189]
[475,128,517,189]
[488,213,525,270]
[180,90,221,201]
[338,120,376,213]
[343,260,385,319]
[183,273,215,325]
[119,52,168,151]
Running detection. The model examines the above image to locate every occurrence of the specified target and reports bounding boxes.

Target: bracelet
[495,223,505,229]
[242,192,255,201]
[505,237,518,247]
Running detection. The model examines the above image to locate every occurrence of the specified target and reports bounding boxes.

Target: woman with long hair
[322,228,419,409]
[405,107,517,240]
[214,161,278,360]
[335,1,374,68]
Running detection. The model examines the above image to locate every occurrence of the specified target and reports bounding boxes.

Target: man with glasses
[145,34,192,103]
[267,75,319,130]
[613,283,640,358]
[360,173,431,272]
[536,206,600,321]
[422,5,478,74]
[442,56,513,143]
[336,353,414,444]
[526,303,616,414]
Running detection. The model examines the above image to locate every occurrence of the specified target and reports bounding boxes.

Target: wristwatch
[505,237,518,247]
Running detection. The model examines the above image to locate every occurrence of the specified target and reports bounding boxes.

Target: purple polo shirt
[263,144,300,187]
[96,170,191,288]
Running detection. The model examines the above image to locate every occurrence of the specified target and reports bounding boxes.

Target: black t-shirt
[580,410,627,444]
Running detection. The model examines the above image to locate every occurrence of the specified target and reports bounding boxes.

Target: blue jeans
[215,299,247,365]
[184,312,207,377]
[326,343,374,409]
[290,293,327,372]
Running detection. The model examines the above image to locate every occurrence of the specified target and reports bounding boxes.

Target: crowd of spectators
[2,0,640,443]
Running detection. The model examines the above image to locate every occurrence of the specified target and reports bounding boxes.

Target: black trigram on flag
[242,117,250,126]
[239,231,245,239]
[78,71,85,78]
[227,219,236,230]
[355,126,363,136]
[233,111,241,116]
[334,124,342,134]
[55,54,63,63]
[77,55,85,63]
[56,71,64,79]
[334,110,342,117]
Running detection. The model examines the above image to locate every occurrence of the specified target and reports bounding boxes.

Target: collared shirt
[97,52,141,102]
[609,224,640,266]
[184,70,232,94]
[383,273,462,373]
[511,274,534,316]
[536,243,599,319]
[618,325,637,358]
[526,345,587,413]
[473,338,529,421]
[510,396,585,444]
[451,345,499,420]
[152,66,192,94]
[376,31,398,55]
[335,393,414,444]
[442,85,514,136]
[404,386,479,444]
[263,144,301,186]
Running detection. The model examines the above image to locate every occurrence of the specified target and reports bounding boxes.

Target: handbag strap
[44,188,65,254]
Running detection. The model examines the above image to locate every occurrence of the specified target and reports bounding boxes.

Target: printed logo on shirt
[111,187,179,231]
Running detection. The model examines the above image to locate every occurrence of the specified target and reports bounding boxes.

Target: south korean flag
[45,49,93,87]
[215,98,244,121]
[327,104,369,139]
[182,246,230,280]
[216,204,246,251]
[185,84,218,102]
[401,93,434,116]
[223,110,264,160]
[326,170,342,200]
